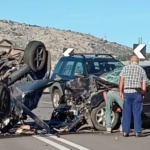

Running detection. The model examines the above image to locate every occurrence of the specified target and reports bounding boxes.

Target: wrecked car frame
[0,39,52,134]
[48,73,119,134]
[1,39,150,137]
[0,41,123,136]
[49,69,150,135]
[0,40,118,136]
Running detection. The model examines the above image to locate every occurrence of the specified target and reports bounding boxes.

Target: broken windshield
[100,67,150,85]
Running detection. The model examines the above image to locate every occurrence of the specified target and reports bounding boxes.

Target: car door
[143,86,150,117]
[143,66,150,117]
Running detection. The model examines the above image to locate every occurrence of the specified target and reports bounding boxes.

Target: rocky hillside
[0,20,132,65]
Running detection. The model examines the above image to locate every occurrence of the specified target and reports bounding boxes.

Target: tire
[23,41,47,72]
[91,101,119,131]
[52,89,62,108]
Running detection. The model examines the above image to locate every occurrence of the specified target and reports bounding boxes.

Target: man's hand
[120,92,124,100]
[119,76,124,100]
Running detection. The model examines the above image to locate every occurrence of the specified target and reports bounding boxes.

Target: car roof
[60,54,117,61]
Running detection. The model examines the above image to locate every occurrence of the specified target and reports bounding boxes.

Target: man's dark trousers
[122,93,143,133]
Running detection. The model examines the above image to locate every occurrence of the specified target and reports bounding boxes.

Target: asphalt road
[1,94,150,150]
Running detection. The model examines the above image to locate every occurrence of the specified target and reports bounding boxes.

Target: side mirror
[74,72,85,78]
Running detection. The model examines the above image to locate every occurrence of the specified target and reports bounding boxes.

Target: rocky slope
[0,20,132,65]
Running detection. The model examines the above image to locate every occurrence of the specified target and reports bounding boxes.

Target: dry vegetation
[0,20,132,66]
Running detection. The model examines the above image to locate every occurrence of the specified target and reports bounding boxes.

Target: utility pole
[138,37,142,44]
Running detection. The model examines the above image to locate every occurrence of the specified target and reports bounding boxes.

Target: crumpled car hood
[99,68,122,85]
[100,67,150,85]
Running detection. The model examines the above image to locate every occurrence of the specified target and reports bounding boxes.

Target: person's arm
[119,76,124,100]
[141,69,147,93]
[142,81,146,92]
[119,67,125,100]
[103,91,107,100]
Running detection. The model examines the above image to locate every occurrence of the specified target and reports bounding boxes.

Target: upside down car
[0,39,53,133]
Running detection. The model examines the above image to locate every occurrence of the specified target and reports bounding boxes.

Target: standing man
[119,55,147,137]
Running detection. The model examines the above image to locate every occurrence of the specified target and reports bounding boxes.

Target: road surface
[0,94,150,150]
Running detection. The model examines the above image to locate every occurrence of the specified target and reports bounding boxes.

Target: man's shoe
[123,132,129,137]
[135,133,144,137]
[119,126,123,133]
[106,128,112,133]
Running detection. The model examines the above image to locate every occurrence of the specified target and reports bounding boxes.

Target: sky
[0,0,150,52]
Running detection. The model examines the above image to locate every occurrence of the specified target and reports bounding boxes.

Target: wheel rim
[96,107,115,127]
[34,46,45,69]
[53,93,60,107]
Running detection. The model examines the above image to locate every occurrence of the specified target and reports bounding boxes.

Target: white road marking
[33,135,70,150]
[48,134,91,150]
[41,101,51,104]
[33,134,91,150]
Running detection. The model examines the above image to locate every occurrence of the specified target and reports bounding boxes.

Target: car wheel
[91,101,119,131]
[23,41,47,72]
[52,89,62,108]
